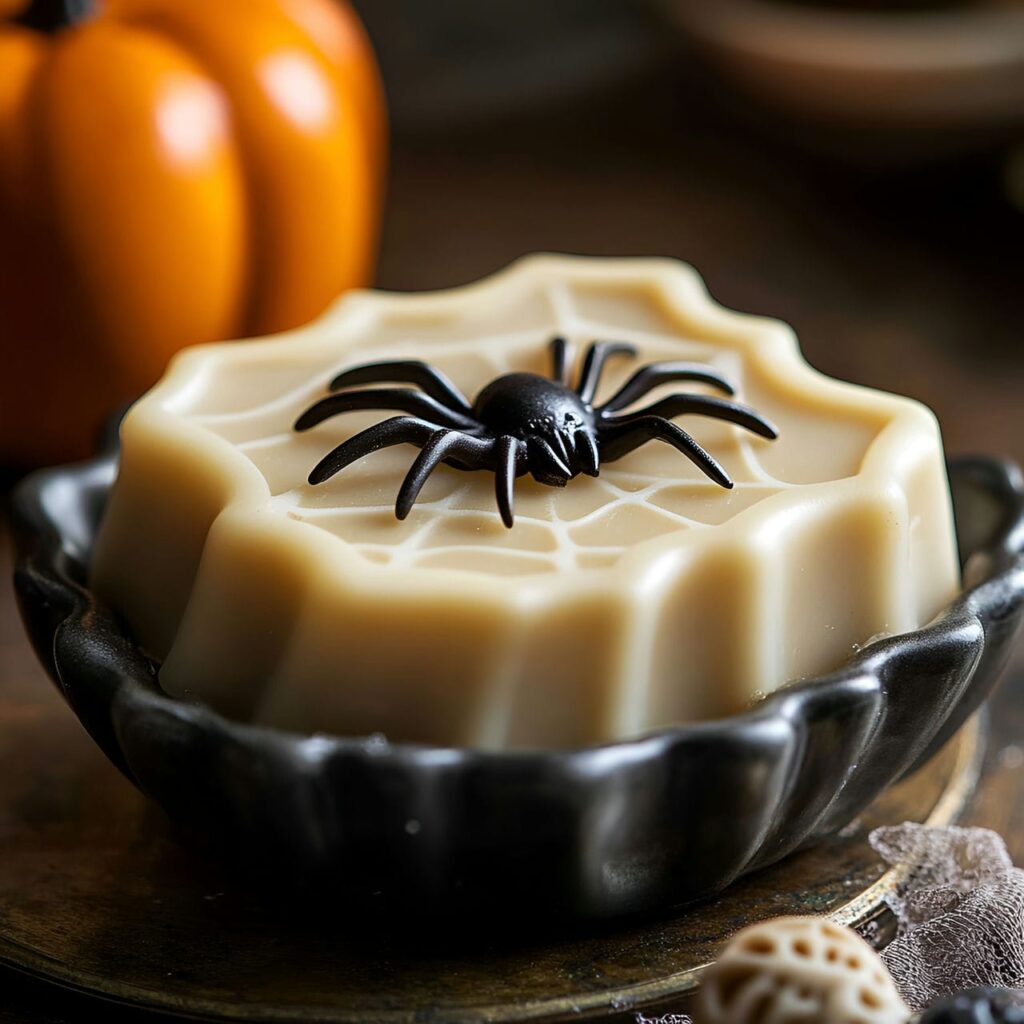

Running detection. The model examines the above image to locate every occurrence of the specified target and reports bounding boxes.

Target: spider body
[295,337,778,527]
[471,373,595,485]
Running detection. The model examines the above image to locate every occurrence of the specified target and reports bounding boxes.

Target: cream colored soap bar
[92,256,960,749]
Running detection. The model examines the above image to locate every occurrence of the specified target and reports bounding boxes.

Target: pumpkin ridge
[112,0,379,336]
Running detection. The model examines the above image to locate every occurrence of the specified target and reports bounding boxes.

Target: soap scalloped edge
[92,255,961,743]
[103,254,951,602]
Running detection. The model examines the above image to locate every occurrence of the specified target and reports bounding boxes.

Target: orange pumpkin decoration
[0,0,385,466]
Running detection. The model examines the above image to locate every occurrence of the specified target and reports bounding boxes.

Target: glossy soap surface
[193,290,837,568]
[92,256,960,748]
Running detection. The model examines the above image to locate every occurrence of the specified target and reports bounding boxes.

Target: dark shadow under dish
[10,447,1024,920]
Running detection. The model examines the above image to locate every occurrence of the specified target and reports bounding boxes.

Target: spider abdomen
[472,373,592,435]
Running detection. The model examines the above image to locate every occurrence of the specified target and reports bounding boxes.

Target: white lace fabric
[868,824,1024,1011]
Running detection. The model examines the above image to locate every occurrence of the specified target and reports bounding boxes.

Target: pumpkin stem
[14,0,93,32]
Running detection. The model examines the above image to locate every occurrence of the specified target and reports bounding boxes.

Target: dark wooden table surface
[1,67,1021,1022]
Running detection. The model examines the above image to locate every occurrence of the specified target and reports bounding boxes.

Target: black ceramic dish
[10,445,1024,921]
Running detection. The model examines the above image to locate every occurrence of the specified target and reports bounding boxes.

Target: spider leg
[307,415,441,485]
[598,363,735,414]
[574,428,600,477]
[395,429,463,520]
[576,341,638,404]
[443,432,500,469]
[607,394,778,440]
[599,416,733,488]
[396,430,509,517]
[295,389,478,432]
[527,436,571,485]
[494,436,521,528]
[548,429,571,465]
[329,360,472,414]
[549,335,570,384]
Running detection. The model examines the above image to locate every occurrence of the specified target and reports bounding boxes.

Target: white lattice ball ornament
[698,917,910,1024]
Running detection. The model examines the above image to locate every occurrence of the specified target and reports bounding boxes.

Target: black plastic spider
[294,337,778,528]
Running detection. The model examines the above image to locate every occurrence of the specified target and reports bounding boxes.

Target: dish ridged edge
[11,451,1024,918]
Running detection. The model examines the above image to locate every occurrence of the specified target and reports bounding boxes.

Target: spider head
[472,373,597,484]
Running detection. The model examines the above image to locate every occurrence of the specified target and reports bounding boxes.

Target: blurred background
[1,0,1021,470]
[357,0,1024,467]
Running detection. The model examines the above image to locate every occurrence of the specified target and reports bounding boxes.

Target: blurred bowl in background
[351,0,666,131]
[656,0,1024,163]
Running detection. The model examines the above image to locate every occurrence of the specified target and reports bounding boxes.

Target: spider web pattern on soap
[191,280,835,577]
